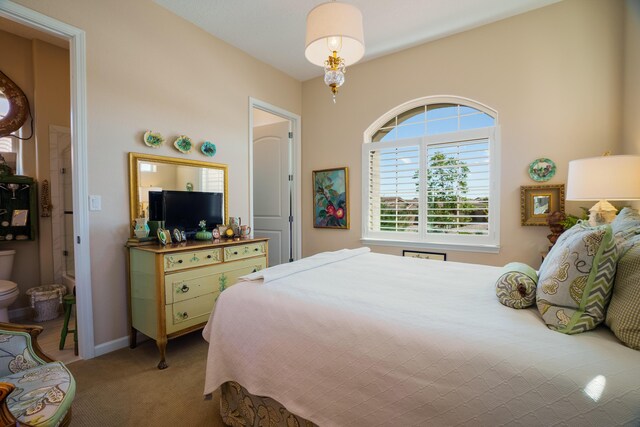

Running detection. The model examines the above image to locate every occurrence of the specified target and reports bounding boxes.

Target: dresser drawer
[165,266,218,304]
[165,293,216,335]
[164,248,222,272]
[223,241,267,262]
[217,257,267,289]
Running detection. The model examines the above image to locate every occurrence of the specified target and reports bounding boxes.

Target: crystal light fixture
[305,1,365,103]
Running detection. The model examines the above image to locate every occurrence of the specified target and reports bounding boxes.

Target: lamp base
[587,200,617,226]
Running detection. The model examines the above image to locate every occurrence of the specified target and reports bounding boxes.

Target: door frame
[0,1,95,359]
[248,98,301,261]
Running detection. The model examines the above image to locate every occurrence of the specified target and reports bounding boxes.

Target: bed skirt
[220,381,317,427]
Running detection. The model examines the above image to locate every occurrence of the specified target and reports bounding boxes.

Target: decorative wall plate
[200,141,217,157]
[173,135,193,154]
[528,158,556,182]
[143,131,164,148]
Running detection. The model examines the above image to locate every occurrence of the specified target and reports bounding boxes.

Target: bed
[202,248,640,426]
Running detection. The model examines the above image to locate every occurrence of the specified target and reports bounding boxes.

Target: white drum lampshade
[567,155,640,225]
[305,2,365,67]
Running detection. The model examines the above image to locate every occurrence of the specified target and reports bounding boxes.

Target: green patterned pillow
[495,262,538,309]
[536,223,618,334]
[606,240,640,350]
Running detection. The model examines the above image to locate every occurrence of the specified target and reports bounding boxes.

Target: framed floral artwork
[520,184,565,226]
[313,167,349,229]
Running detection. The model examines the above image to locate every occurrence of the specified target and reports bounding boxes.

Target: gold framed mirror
[128,152,228,235]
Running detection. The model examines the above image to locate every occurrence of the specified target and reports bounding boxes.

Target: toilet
[0,250,19,323]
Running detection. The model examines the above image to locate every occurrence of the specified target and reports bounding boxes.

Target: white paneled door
[253,119,291,266]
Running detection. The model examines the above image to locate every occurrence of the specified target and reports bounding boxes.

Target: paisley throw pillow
[536,223,618,334]
[495,262,538,309]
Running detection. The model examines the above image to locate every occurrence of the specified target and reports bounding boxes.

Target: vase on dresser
[195,230,213,240]
[134,217,150,238]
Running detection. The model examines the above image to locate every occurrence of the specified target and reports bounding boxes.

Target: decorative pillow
[536,223,618,334]
[495,262,538,309]
[610,207,640,253]
[606,240,640,350]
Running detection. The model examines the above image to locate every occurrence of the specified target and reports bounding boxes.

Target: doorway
[0,2,94,359]
[249,99,301,266]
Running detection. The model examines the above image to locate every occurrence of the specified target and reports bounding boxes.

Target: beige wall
[302,0,625,268]
[623,0,640,154]
[0,31,70,308]
[12,0,302,346]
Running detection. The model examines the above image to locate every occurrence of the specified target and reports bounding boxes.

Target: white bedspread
[203,250,640,426]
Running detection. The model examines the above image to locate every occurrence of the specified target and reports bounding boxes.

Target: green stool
[59,294,78,356]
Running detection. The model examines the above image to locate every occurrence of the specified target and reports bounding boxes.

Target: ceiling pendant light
[305,1,365,103]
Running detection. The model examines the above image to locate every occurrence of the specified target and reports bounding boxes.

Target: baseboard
[94,336,129,357]
[8,306,32,321]
[93,334,150,357]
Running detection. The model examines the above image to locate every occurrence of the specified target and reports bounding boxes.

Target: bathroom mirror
[0,71,30,137]
[128,152,228,236]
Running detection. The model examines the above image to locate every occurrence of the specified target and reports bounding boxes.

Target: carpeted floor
[66,332,225,426]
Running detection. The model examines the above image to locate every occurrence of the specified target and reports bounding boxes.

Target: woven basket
[26,284,67,322]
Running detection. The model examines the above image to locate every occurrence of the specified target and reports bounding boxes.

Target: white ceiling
[154,0,560,81]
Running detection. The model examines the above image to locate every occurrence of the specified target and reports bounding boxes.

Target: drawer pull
[207,255,212,259]
[178,259,183,264]
[254,248,259,252]
[177,312,189,320]
[180,284,189,293]
[233,251,238,255]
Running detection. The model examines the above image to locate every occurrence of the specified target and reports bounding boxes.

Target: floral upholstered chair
[0,323,75,426]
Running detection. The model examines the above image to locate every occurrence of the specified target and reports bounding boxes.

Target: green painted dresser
[127,238,268,368]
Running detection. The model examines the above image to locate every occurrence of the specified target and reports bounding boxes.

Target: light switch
[89,195,102,211]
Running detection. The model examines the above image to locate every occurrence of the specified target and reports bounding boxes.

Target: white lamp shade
[566,155,640,201]
[305,1,365,67]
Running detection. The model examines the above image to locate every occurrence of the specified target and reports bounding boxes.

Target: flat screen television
[149,190,224,235]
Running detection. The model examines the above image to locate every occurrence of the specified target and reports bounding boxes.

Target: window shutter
[200,169,224,193]
[0,138,12,153]
[425,138,489,235]
[368,145,420,233]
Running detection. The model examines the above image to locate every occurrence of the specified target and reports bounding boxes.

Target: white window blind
[362,96,499,251]
[425,139,490,236]
[199,169,224,193]
[0,138,12,152]
[368,145,420,233]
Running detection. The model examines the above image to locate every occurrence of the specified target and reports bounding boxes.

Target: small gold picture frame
[520,184,565,226]
[10,210,28,227]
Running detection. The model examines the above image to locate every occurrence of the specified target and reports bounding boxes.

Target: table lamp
[566,154,640,226]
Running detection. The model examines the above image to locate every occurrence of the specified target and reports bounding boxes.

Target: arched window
[362,96,500,251]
